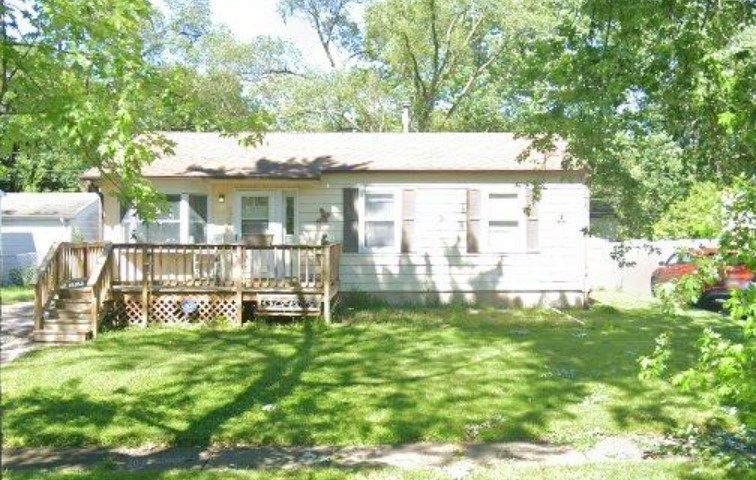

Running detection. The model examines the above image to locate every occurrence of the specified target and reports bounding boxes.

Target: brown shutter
[466,189,481,253]
[401,189,416,253]
[343,188,359,253]
[526,187,540,252]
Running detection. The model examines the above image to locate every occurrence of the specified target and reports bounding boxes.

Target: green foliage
[1,0,267,211]
[1,301,728,448]
[278,0,364,69]
[644,179,756,477]
[638,333,671,380]
[7,265,37,287]
[512,0,756,237]
[364,0,555,132]
[252,68,402,132]
[0,461,738,480]
[1,0,170,216]
[0,286,35,304]
[653,183,724,240]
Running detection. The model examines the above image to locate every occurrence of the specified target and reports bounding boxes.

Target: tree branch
[445,46,502,119]
[402,32,427,98]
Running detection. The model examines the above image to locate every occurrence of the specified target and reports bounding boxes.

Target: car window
[667,252,693,265]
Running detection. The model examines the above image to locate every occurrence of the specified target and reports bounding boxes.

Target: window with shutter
[361,189,401,252]
[481,189,526,253]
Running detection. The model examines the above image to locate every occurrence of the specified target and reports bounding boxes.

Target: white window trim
[122,192,209,244]
[234,190,280,243]
[481,186,527,253]
[359,187,402,254]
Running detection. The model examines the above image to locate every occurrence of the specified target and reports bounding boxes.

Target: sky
[209,0,334,70]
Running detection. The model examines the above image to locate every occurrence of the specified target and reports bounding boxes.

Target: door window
[240,196,270,236]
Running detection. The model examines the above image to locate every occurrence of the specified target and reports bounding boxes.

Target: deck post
[322,245,331,324]
[141,246,150,326]
[235,245,244,326]
[34,280,43,331]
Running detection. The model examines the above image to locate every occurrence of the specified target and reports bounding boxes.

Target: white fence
[587,238,717,296]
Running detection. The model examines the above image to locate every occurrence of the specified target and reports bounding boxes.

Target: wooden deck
[34,242,341,342]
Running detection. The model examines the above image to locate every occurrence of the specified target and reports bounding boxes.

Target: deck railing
[87,243,115,337]
[34,242,108,329]
[111,243,342,291]
[34,242,342,331]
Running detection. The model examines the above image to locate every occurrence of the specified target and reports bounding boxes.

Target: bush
[653,182,723,239]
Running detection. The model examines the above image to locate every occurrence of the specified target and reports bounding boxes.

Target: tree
[364,0,554,131]
[1,0,171,216]
[514,0,756,464]
[278,0,364,68]
[147,66,267,133]
[251,67,401,132]
[512,0,756,234]
[1,0,270,202]
[652,182,723,240]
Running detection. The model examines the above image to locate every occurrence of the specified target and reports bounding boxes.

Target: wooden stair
[254,293,324,317]
[33,287,93,343]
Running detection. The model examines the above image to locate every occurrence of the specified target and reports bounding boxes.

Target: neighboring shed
[1,193,101,284]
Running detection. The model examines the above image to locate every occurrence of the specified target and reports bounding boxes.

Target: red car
[651,248,754,309]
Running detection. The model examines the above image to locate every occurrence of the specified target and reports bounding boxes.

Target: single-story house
[1,192,101,284]
[83,132,589,307]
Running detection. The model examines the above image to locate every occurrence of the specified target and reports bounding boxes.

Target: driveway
[1,302,37,364]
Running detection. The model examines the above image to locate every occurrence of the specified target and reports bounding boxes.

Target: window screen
[487,193,520,252]
[364,192,396,249]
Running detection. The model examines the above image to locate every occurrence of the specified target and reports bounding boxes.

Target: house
[83,132,589,309]
[1,192,101,285]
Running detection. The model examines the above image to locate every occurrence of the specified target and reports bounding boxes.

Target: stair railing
[87,242,115,338]
[34,242,112,332]
[34,243,63,331]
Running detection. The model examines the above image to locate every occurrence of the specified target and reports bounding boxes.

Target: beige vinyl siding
[334,184,587,295]
[297,188,343,245]
[71,200,101,242]
[98,171,588,305]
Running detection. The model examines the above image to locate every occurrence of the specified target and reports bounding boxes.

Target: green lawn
[1,286,34,305]
[2,461,743,480]
[0,294,733,450]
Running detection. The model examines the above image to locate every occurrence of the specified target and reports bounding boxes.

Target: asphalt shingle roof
[82,132,572,180]
[1,193,99,219]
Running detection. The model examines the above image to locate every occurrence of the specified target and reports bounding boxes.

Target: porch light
[217,194,225,203]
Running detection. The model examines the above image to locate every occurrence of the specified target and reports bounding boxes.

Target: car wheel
[696,293,729,312]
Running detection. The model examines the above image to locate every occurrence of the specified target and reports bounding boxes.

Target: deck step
[47,309,91,321]
[44,316,91,326]
[54,299,92,312]
[255,294,323,316]
[33,329,92,343]
[40,323,92,333]
[58,287,91,300]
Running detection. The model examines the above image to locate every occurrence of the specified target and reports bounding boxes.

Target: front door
[236,192,280,243]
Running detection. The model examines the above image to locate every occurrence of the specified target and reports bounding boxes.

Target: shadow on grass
[1,301,729,450]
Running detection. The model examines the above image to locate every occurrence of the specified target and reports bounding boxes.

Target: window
[240,196,270,236]
[485,192,524,252]
[284,192,297,244]
[361,189,400,252]
[187,195,208,243]
[121,194,207,244]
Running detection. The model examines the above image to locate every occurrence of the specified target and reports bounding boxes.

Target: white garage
[1,192,101,284]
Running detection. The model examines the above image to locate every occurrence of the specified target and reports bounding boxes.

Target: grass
[2,461,745,480]
[1,285,34,305]
[0,294,735,450]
